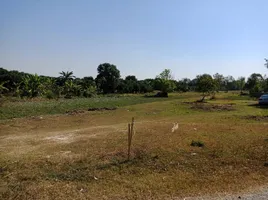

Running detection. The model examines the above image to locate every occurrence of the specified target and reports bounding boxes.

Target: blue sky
[0,0,267,80]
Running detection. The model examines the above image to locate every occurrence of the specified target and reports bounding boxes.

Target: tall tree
[155,69,176,92]
[224,76,237,91]
[81,76,96,88]
[237,77,245,94]
[95,63,120,94]
[177,78,191,92]
[156,69,173,80]
[138,79,154,93]
[265,58,268,69]
[245,73,264,94]
[125,75,137,82]
[123,75,139,93]
[58,71,75,84]
[213,73,225,91]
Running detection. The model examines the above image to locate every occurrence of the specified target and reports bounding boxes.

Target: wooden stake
[127,117,135,160]
[128,123,131,160]
[131,117,134,139]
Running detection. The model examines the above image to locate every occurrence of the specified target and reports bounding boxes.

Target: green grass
[0,92,266,120]
[0,94,186,120]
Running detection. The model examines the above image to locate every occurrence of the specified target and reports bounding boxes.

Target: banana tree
[21,74,41,98]
[0,81,9,96]
[64,80,81,98]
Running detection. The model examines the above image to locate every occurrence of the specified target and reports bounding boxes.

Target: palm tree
[265,59,268,69]
[59,71,75,82]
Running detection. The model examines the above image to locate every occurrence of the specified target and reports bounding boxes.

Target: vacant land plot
[0,93,268,199]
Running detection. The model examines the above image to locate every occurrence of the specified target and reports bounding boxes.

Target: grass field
[0,94,193,120]
[0,92,268,199]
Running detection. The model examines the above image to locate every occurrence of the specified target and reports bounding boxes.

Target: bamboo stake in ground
[127,117,135,160]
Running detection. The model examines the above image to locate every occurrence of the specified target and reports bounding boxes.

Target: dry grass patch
[1,93,268,199]
[189,102,235,111]
[2,119,267,199]
[242,115,268,121]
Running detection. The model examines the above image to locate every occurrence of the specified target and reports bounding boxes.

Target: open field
[0,94,185,120]
[0,92,268,199]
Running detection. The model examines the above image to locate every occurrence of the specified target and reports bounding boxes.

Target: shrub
[83,90,96,98]
[191,140,204,147]
[44,90,55,99]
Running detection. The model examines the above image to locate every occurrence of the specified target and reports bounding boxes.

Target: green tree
[224,76,237,91]
[155,69,175,92]
[262,76,268,92]
[81,76,96,88]
[0,68,28,94]
[237,77,245,94]
[156,69,173,80]
[95,63,120,94]
[154,78,176,92]
[245,73,264,95]
[196,74,216,101]
[138,80,154,93]
[79,76,97,97]
[213,73,225,91]
[125,75,137,82]
[124,75,139,93]
[177,78,191,92]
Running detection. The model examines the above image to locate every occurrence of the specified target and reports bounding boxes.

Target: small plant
[191,140,204,147]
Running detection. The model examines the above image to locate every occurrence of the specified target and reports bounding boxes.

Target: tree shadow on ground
[248,104,268,109]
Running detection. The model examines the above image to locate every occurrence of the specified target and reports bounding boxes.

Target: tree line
[0,60,268,99]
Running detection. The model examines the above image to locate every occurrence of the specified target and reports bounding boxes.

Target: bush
[155,91,168,97]
[64,94,72,99]
[249,92,264,98]
[44,90,55,99]
[83,90,96,98]
[144,91,168,98]
[191,140,204,147]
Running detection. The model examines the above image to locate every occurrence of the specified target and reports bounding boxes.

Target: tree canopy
[1,59,268,98]
[196,74,216,101]
[95,63,120,94]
